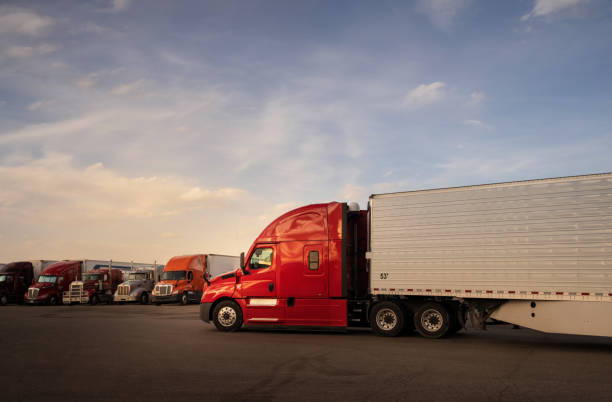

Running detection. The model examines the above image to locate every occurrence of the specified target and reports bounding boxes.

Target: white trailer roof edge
[370,172,612,199]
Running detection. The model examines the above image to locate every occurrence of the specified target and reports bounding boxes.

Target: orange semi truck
[152,254,238,305]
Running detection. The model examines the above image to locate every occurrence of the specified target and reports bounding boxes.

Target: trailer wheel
[49,295,58,306]
[0,295,7,306]
[90,295,98,306]
[212,300,243,332]
[180,292,189,305]
[370,302,405,337]
[414,302,450,339]
[140,292,149,305]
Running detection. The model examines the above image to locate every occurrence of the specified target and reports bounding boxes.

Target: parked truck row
[199,173,612,339]
[1,254,239,307]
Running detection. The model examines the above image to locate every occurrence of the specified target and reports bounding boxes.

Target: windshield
[161,271,186,281]
[82,274,101,281]
[38,275,57,283]
[129,273,149,280]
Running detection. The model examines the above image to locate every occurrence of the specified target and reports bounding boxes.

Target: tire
[212,300,243,332]
[180,292,189,305]
[414,302,450,339]
[90,295,98,306]
[49,295,58,306]
[446,304,464,335]
[140,292,149,305]
[0,295,8,306]
[155,303,162,306]
[370,301,405,337]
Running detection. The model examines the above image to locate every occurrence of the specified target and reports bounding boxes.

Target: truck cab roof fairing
[40,261,80,275]
[255,202,342,244]
[164,254,203,271]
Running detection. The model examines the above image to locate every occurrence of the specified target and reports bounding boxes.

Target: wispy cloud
[403,82,446,108]
[521,0,587,21]
[0,6,54,36]
[109,80,145,96]
[415,0,472,30]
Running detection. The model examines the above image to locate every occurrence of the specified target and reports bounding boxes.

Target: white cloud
[383,170,393,178]
[521,0,587,21]
[3,44,57,59]
[109,80,145,96]
[0,153,246,220]
[464,119,484,127]
[467,91,485,105]
[0,7,54,36]
[415,0,472,30]
[111,0,131,12]
[403,82,446,108]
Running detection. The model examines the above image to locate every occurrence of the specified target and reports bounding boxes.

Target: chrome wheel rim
[421,309,443,332]
[375,308,398,331]
[218,306,237,327]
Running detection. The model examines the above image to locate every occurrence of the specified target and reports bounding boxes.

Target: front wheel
[0,295,8,306]
[90,295,98,306]
[180,292,189,305]
[212,300,243,332]
[414,302,450,339]
[49,295,58,306]
[370,301,405,337]
[140,292,149,305]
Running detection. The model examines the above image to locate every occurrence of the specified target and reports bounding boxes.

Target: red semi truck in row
[25,261,82,305]
[200,173,612,338]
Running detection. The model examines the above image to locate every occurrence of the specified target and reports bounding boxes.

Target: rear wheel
[212,300,243,332]
[180,292,189,305]
[414,302,450,339]
[140,292,149,305]
[0,295,8,306]
[370,302,405,337]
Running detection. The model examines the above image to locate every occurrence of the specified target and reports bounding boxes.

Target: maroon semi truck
[25,261,82,305]
[63,268,123,305]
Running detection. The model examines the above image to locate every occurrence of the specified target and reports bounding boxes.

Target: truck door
[239,245,283,323]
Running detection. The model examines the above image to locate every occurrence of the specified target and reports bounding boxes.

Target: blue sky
[1,0,611,262]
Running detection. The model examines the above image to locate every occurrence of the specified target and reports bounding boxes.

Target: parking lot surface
[1,304,611,401]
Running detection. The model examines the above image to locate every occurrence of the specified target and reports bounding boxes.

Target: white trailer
[29,260,58,281]
[367,173,612,338]
[205,254,240,279]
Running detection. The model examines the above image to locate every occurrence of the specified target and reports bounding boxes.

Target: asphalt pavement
[1,304,611,401]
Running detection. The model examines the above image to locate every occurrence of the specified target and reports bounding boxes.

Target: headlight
[172,290,178,295]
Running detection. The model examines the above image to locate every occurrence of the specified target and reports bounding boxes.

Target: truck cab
[25,261,81,305]
[200,202,367,331]
[63,268,123,305]
[153,254,205,305]
[114,270,156,304]
[0,262,34,305]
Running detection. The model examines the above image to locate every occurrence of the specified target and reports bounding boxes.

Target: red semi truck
[200,173,612,338]
[63,268,124,305]
[25,261,82,305]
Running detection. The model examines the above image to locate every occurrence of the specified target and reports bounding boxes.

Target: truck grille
[155,284,172,296]
[118,285,130,296]
[69,282,83,298]
[28,288,39,299]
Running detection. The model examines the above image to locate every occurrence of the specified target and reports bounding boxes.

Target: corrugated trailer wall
[369,173,612,301]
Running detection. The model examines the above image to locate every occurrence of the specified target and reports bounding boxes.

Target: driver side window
[249,248,273,270]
